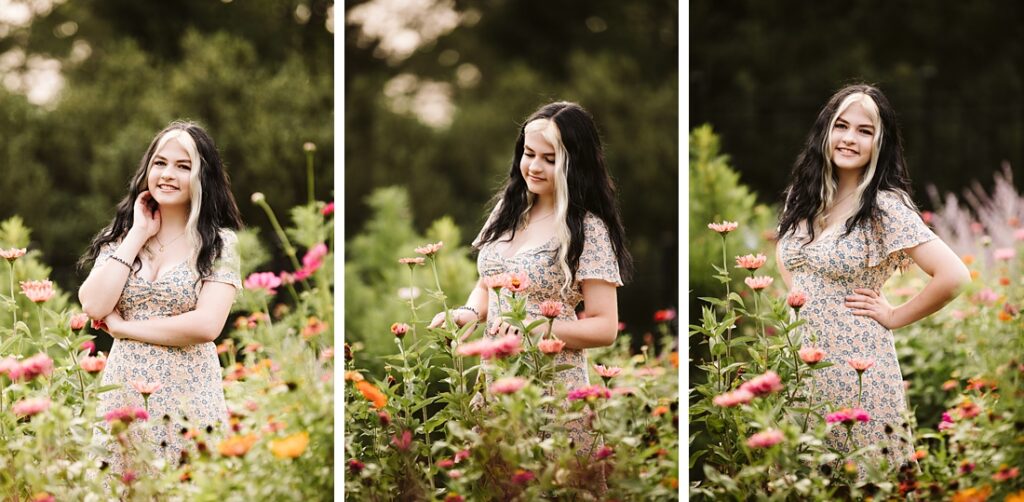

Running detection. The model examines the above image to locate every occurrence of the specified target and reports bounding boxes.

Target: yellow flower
[218,434,259,457]
[270,431,310,459]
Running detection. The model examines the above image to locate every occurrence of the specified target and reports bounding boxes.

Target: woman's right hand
[131,191,161,239]
[428,309,478,329]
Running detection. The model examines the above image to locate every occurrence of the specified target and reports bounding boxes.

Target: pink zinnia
[69,312,90,330]
[712,388,754,407]
[104,406,149,425]
[302,243,329,271]
[0,356,19,378]
[80,355,106,373]
[391,322,410,338]
[593,364,623,378]
[12,397,50,417]
[18,353,54,381]
[1015,228,1024,241]
[81,340,97,356]
[489,376,527,394]
[537,338,565,354]
[787,290,808,309]
[994,248,1016,261]
[414,241,444,256]
[595,445,614,460]
[244,272,282,295]
[653,308,677,322]
[746,429,784,449]
[322,201,334,216]
[390,430,413,451]
[506,272,530,293]
[826,407,870,425]
[992,465,1019,482]
[482,273,508,291]
[0,248,26,262]
[567,385,611,401]
[538,300,563,319]
[511,469,535,485]
[130,380,162,395]
[739,371,784,396]
[491,334,522,358]
[20,280,55,303]
[975,288,999,304]
[437,458,455,469]
[847,358,875,373]
[798,347,826,365]
[398,257,425,266]
[744,276,773,291]
[121,470,137,485]
[735,253,768,271]
[454,449,470,463]
[708,221,738,235]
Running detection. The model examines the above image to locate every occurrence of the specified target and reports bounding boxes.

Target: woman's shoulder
[217,228,239,244]
[875,189,915,209]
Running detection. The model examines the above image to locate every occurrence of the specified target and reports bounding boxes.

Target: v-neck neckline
[136,259,189,283]
[496,235,557,260]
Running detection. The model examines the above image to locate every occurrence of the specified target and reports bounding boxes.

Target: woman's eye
[178,165,191,171]
[834,123,847,130]
[524,153,535,158]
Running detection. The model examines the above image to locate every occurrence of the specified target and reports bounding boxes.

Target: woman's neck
[157,205,189,237]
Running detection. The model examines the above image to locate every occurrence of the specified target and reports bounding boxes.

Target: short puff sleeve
[575,213,623,286]
[866,191,937,270]
[204,229,242,289]
[93,241,119,270]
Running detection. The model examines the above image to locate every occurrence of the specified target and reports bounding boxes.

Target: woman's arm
[79,192,161,319]
[775,239,793,290]
[846,239,970,329]
[545,280,618,349]
[490,279,619,350]
[102,281,237,347]
[428,278,489,328]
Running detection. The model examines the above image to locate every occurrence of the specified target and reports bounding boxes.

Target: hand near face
[131,191,161,239]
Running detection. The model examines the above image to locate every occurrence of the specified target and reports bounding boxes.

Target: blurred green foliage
[691,0,1024,206]
[0,0,333,295]
[688,125,778,305]
[345,186,478,377]
[345,0,678,338]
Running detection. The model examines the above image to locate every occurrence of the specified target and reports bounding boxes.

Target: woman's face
[520,125,557,199]
[829,101,875,171]
[147,136,193,207]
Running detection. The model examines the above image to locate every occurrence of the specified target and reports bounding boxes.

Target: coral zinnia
[537,338,566,354]
[739,371,784,396]
[847,358,875,373]
[489,377,527,395]
[746,429,784,449]
[218,434,258,457]
[12,397,51,417]
[414,241,443,256]
[708,221,738,234]
[798,347,826,365]
[786,290,808,309]
[538,300,564,319]
[355,380,388,408]
[20,280,55,303]
[744,276,773,291]
[735,253,768,271]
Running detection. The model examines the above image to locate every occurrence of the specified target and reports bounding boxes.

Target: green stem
[255,198,310,290]
[428,257,450,328]
[305,150,315,204]
[786,311,801,392]
[396,338,411,423]
[753,290,766,373]
[721,235,732,391]
[8,261,15,329]
[407,266,420,344]
[68,341,88,412]
[261,297,274,330]
[36,304,44,344]
[857,373,863,407]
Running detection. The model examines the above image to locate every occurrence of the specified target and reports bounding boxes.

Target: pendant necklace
[153,232,186,253]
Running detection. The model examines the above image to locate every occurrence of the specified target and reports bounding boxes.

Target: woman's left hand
[846,288,899,329]
[489,319,546,338]
[102,311,127,339]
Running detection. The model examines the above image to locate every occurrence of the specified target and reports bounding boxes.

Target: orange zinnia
[356,380,387,408]
[218,434,258,457]
[951,485,991,502]
[270,431,310,459]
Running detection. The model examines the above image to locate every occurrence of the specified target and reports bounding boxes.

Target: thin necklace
[530,210,556,223]
[153,232,186,252]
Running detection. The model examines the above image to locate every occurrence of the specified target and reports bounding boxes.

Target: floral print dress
[778,190,936,470]
[474,212,622,452]
[94,229,241,472]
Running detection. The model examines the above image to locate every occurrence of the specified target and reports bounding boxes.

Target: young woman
[78,121,243,472]
[776,84,970,470]
[428,101,633,452]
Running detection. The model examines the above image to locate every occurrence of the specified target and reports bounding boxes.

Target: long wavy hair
[475,102,633,296]
[79,121,243,279]
[778,84,916,243]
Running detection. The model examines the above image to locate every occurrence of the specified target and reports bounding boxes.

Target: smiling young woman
[77,120,243,476]
[427,102,633,480]
[775,84,970,474]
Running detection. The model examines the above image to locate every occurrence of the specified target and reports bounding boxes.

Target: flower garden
[689,128,1024,501]
[0,183,334,499]
[343,223,680,500]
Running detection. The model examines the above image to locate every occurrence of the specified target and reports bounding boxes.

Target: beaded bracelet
[454,305,479,317]
[109,255,133,269]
